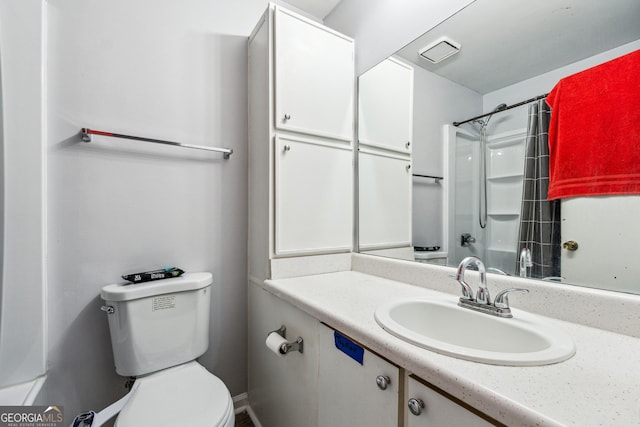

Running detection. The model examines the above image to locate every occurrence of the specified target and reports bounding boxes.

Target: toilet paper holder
[269,325,304,354]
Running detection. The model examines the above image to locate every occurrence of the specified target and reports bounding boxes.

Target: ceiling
[284,0,343,20]
[396,0,640,94]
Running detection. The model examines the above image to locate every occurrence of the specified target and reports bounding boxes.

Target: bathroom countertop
[263,270,640,427]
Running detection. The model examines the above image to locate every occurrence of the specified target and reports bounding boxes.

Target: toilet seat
[114,361,234,427]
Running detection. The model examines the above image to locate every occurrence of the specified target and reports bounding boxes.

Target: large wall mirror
[357,0,640,295]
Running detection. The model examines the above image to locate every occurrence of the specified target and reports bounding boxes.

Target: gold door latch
[562,240,579,251]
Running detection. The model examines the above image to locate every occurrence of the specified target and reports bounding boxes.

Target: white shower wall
[447,126,525,275]
[0,0,46,390]
[484,130,526,274]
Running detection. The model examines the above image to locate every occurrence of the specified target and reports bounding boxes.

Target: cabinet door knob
[375,375,391,390]
[562,240,578,251]
[406,164,411,172]
[406,141,411,149]
[408,398,425,416]
[283,113,291,121]
[283,145,291,152]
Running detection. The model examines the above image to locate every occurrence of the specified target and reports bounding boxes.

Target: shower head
[469,103,509,130]
[482,103,508,128]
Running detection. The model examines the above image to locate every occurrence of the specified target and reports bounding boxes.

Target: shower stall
[445,123,527,275]
[0,0,47,403]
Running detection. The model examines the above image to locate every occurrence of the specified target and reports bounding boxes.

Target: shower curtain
[517,100,561,278]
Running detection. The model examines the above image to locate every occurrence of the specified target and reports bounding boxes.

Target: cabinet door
[358,57,413,153]
[275,136,352,255]
[274,7,354,141]
[359,150,412,250]
[407,375,499,427]
[248,283,319,427]
[318,324,400,427]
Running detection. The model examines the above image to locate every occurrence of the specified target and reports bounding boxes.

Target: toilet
[100,272,235,427]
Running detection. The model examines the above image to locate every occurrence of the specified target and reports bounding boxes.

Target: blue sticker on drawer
[334,331,364,365]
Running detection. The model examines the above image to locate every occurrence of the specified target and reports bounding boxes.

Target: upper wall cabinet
[359,149,412,250]
[357,57,414,252]
[248,4,354,270]
[275,135,352,256]
[358,57,413,153]
[274,8,354,141]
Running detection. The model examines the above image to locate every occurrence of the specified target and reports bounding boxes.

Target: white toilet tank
[101,272,212,377]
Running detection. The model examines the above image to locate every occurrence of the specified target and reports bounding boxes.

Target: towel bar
[81,128,233,159]
[413,173,443,183]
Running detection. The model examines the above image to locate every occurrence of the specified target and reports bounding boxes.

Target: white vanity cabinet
[248,4,354,265]
[248,284,319,427]
[406,375,500,427]
[318,324,400,427]
[359,149,412,250]
[249,283,506,427]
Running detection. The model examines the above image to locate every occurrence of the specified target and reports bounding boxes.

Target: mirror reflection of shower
[470,103,507,229]
[448,103,527,276]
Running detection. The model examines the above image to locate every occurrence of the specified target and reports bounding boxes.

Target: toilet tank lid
[101,272,213,302]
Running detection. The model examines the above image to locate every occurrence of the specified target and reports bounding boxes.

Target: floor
[235,411,256,427]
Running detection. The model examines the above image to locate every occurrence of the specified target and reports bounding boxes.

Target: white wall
[0,0,46,389]
[325,0,474,74]
[45,0,272,422]
[411,65,481,249]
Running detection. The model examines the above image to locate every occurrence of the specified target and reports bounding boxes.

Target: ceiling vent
[419,37,461,63]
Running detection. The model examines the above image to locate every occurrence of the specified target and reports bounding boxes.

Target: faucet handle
[458,280,475,301]
[450,274,474,300]
[494,288,529,309]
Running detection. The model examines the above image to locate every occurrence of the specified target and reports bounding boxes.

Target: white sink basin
[374,296,576,366]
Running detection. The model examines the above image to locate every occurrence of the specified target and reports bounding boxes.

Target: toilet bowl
[99,272,234,427]
[114,362,234,427]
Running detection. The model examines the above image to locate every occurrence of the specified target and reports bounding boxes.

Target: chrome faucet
[454,256,483,301]
[455,256,488,303]
[453,256,529,318]
[519,248,533,278]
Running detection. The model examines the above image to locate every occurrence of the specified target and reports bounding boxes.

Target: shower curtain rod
[453,93,549,127]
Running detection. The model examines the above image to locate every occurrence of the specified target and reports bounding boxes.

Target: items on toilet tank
[121,266,184,283]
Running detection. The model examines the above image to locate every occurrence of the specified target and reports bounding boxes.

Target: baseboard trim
[232,392,249,411]
[232,393,262,427]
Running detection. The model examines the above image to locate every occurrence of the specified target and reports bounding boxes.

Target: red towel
[546,49,640,200]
